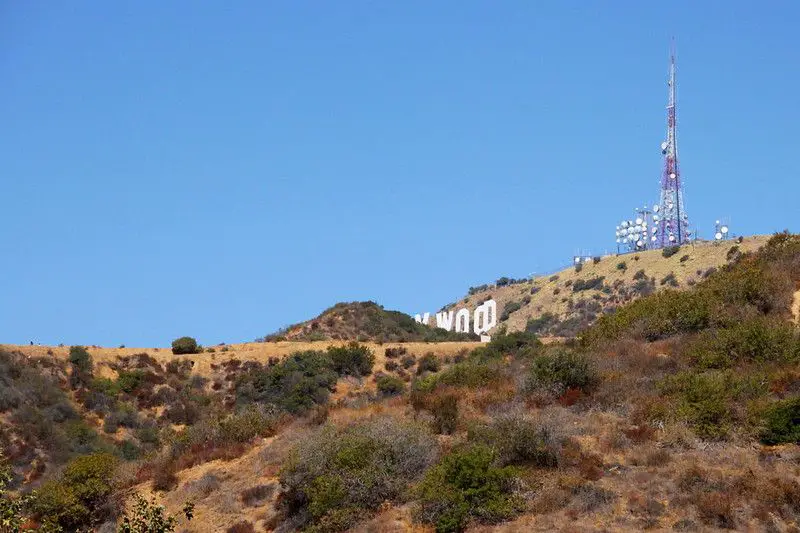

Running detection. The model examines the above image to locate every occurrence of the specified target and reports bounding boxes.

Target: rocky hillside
[448,235,769,337]
[3,232,800,533]
[261,301,478,342]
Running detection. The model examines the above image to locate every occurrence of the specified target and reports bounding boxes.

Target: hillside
[3,232,800,533]
[448,235,769,337]
[262,301,478,342]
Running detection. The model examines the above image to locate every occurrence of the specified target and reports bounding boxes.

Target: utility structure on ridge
[655,43,690,247]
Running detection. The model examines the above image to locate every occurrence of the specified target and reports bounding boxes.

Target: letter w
[436,311,454,331]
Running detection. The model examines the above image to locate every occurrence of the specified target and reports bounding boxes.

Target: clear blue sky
[2,1,798,347]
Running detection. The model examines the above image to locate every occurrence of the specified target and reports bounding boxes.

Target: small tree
[118,494,194,533]
[171,337,199,355]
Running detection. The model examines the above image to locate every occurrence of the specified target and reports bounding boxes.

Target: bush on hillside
[500,301,522,321]
[170,406,278,467]
[662,245,681,258]
[171,337,200,355]
[279,416,437,532]
[415,445,523,533]
[573,276,605,292]
[760,397,800,445]
[376,375,405,397]
[327,342,374,377]
[416,353,440,375]
[468,413,560,467]
[528,348,595,396]
[687,318,799,369]
[68,346,93,375]
[525,313,558,335]
[235,351,338,414]
[616,262,627,271]
[33,452,119,531]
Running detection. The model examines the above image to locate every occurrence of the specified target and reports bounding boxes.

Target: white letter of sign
[436,310,454,331]
[473,299,497,335]
[414,312,430,325]
[454,308,470,333]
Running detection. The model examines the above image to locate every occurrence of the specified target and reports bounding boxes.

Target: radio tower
[656,42,690,247]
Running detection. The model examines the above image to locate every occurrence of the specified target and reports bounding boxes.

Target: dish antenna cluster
[615,206,660,252]
[714,220,730,241]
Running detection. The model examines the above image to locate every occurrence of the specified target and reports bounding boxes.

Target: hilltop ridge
[445,235,769,337]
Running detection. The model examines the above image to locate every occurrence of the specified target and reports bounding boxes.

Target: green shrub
[583,289,715,344]
[633,269,647,280]
[680,254,690,263]
[33,452,119,531]
[280,416,437,532]
[593,257,601,265]
[687,318,799,369]
[401,354,416,369]
[616,261,627,271]
[472,331,541,360]
[415,445,522,533]
[500,301,522,321]
[660,273,678,287]
[528,348,595,395]
[327,342,375,377]
[760,397,800,445]
[117,370,146,393]
[672,373,731,440]
[171,337,199,355]
[68,346,93,374]
[575,263,583,273]
[468,413,559,467]
[417,353,440,375]
[437,361,501,389]
[573,276,605,292]
[662,245,680,258]
[658,371,767,440]
[235,351,338,414]
[376,375,405,397]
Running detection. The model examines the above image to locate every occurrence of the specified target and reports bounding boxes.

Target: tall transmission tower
[655,42,690,247]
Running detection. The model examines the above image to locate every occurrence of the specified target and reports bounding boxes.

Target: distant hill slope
[261,301,478,342]
[445,236,770,337]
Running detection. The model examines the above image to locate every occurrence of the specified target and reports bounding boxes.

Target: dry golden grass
[3,340,480,381]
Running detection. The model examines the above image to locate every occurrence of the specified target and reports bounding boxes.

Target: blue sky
[2,1,798,347]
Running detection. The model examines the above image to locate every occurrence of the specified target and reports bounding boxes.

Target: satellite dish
[622,221,629,228]
[661,142,668,151]
[622,238,628,244]
[652,227,657,233]
[653,215,660,221]
[651,236,657,242]
[715,220,720,225]
[653,205,660,212]
[670,173,676,179]
[669,235,676,242]
[715,232,723,240]
[635,217,643,225]
[616,239,621,243]
[721,226,729,234]
[636,240,643,247]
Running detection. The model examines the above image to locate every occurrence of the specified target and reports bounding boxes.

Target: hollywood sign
[414,299,497,335]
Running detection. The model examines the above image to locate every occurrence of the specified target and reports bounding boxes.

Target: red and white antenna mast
[655,39,690,247]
